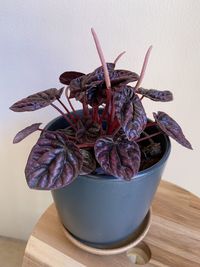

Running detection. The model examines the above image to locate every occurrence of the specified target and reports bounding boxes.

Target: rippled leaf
[59,71,85,85]
[13,123,42,143]
[153,111,192,149]
[10,88,64,112]
[94,136,141,180]
[76,119,101,143]
[69,76,85,101]
[137,88,173,102]
[25,131,83,190]
[94,63,115,73]
[114,86,147,140]
[80,149,96,175]
[69,66,139,106]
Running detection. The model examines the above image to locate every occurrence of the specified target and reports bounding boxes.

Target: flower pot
[47,111,171,248]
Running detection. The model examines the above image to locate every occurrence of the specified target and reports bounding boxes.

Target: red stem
[50,103,76,131]
[92,104,99,122]
[112,124,121,136]
[114,51,126,65]
[145,122,157,128]
[82,98,89,117]
[65,87,80,120]
[135,46,153,92]
[108,96,116,134]
[78,143,94,148]
[57,98,77,123]
[136,131,162,142]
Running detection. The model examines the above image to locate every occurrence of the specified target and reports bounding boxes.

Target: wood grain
[22,180,200,267]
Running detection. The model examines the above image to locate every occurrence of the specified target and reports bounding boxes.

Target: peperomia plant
[10,28,192,190]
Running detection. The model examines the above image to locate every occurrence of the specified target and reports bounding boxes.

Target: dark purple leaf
[25,131,83,190]
[114,86,147,140]
[80,149,96,175]
[153,111,192,149]
[69,75,86,101]
[59,71,85,85]
[69,66,139,106]
[137,88,173,102]
[13,123,42,144]
[94,63,115,73]
[94,136,141,180]
[10,88,64,112]
[76,119,101,143]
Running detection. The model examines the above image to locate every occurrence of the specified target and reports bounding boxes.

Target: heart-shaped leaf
[25,131,83,190]
[59,71,85,85]
[114,86,147,140]
[13,123,42,143]
[94,136,141,180]
[10,88,64,112]
[137,88,173,102]
[153,111,192,149]
[80,149,96,175]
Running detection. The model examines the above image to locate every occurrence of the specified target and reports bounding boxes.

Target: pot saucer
[61,208,152,256]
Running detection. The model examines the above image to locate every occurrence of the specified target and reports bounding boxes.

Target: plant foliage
[10,29,192,190]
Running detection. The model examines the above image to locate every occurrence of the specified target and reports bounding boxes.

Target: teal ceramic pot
[47,112,171,248]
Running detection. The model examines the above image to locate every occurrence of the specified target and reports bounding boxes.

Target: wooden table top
[22,180,200,267]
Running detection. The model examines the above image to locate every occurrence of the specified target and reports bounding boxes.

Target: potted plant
[10,28,192,249]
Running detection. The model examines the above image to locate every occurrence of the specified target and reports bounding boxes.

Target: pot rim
[46,113,171,183]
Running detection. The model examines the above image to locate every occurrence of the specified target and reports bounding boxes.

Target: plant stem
[145,122,157,128]
[141,131,154,144]
[91,28,111,89]
[112,124,121,136]
[108,96,116,134]
[136,131,162,142]
[91,28,112,130]
[78,143,94,148]
[114,51,126,65]
[50,103,76,130]
[57,98,77,123]
[92,104,99,122]
[64,135,78,141]
[135,46,153,92]
[82,98,89,117]
[65,86,80,120]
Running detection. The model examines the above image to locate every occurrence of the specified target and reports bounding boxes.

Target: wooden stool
[22,181,200,267]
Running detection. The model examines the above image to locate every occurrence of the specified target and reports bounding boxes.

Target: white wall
[0,0,199,240]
